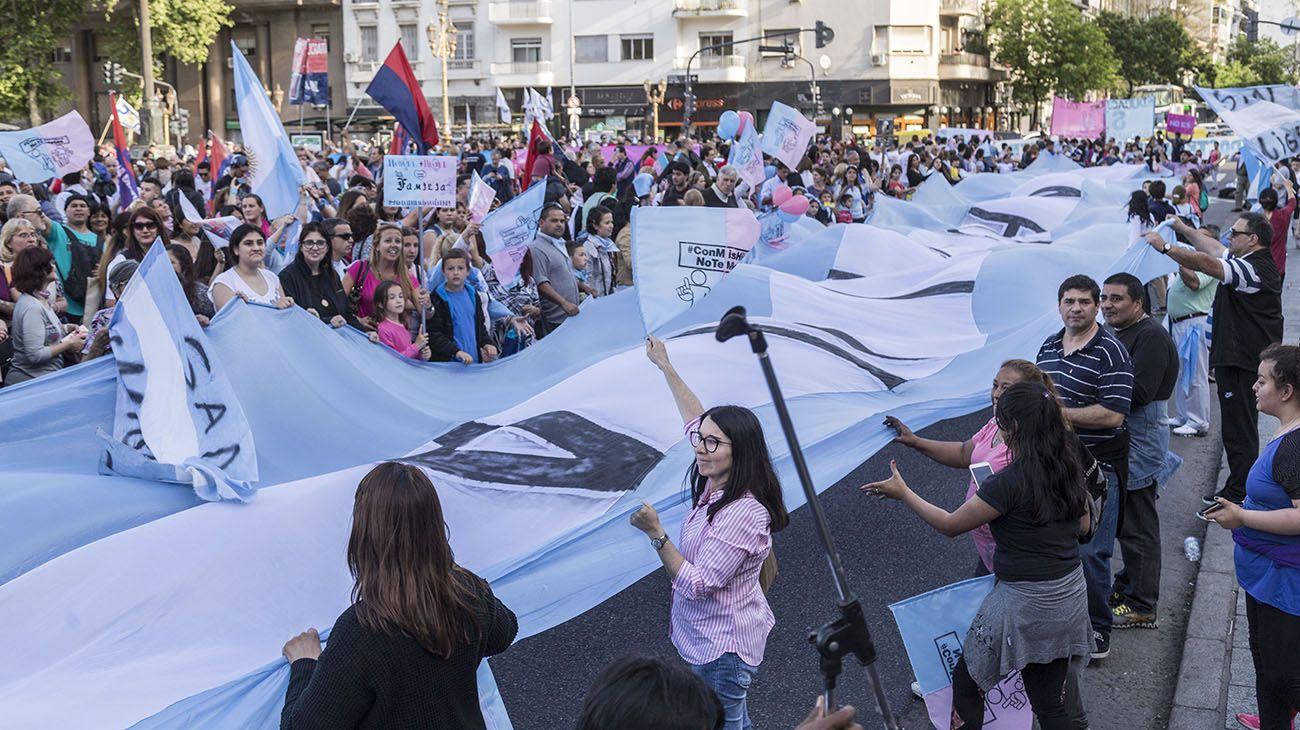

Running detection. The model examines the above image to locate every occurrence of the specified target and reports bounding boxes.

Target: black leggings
[1246,593,1300,730]
[951,656,1084,730]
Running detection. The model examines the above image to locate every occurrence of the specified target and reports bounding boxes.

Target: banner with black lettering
[1195,84,1300,166]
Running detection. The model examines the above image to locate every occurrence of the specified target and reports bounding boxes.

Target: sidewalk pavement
[1167,202,1300,730]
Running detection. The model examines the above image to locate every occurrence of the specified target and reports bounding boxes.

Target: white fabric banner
[1104,97,1155,142]
[728,122,765,189]
[760,101,816,170]
[0,111,94,183]
[632,206,759,332]
[1195,84,1300,166]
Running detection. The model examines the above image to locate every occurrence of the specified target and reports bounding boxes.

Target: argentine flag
[230,41,304,218]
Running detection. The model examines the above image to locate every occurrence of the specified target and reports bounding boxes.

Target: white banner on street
[761,101,816,170]
[728,122,765,189]
[383,155,457,208]
[0,111,95,183]
[1195,84,1300,166]
[1104,97,1155,143]
[632,206,760,333]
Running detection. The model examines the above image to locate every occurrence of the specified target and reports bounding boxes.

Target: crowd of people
[0,118,1297,730]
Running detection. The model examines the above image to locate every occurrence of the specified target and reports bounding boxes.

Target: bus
[1132,84,1216,133]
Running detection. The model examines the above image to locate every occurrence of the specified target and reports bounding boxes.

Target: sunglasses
[334,232,354,240]
[132,221,158,230]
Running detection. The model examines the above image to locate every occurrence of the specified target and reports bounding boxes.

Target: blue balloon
[717,110,740,140]
[776,209,800,223]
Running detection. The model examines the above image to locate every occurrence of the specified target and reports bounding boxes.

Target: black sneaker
[1107,590,1124,608]
[1202,494,1221,507]
[1112,603,1158,629]
[1091,630,1110,660]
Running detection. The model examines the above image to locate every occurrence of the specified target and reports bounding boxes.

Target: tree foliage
[0,0,90,125]
[1097,11,1200,93]
[987,0,1120,125]
[1211,36,1297,87]
[100,0,233,101]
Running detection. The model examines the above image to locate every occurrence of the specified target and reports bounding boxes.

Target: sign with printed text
[1104,97,1155,142]
[0,111,95,183]
[1165,113,1196,136]
[728,122,765,189]
[383,155,457,208]
[289,38,330,106]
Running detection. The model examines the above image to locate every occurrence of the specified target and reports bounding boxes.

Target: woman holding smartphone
[883,359,1058,576]
[1207,344,1300,730]
[863,381,1093,730]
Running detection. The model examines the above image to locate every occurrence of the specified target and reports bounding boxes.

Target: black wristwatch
[1161,241,1172,255]
[650,534,669,551]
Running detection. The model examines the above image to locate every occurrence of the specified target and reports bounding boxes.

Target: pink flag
[1166,113,1196,136]
[1050,97,1106,139]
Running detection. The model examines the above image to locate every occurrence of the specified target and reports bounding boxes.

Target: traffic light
[684,95,696,118]
[102,62,123,88]
[815,21,835,49]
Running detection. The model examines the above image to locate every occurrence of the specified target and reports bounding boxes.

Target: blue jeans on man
[1080,469,1122,638]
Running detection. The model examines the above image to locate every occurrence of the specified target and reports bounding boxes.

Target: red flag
[522,119,549,191]
[207,132,227,214]
[192,136,208,177]
[388,122,411,156]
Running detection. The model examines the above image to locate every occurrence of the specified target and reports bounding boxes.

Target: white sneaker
[1173,424,1206,437]
[911,680,923,699]
[1164,417,1183,427]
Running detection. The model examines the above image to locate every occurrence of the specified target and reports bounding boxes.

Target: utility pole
[426,0,457,145]
[138,0,164,145]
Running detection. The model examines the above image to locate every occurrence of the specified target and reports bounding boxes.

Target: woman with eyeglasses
[210,224,294,311]
[629,336,790,730]
[279,222,355,328]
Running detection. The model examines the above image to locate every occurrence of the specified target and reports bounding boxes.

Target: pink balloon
[772,185,793,207]
[779,195,810,217]
[738,111,755,135]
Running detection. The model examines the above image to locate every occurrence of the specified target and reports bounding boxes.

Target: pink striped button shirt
[669,421,775,666]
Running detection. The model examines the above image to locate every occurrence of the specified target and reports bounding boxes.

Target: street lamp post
[643,79,666,142]
[426,0,457,145]
[137,0,164,146]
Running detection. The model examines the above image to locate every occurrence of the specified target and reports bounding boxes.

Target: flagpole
[97,118,113,147]
[341,97,366,137]
[298,104,305,135]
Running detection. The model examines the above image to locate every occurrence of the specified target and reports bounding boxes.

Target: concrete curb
[1168,466,1239,730]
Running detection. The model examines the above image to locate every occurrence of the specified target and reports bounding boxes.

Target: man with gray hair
[701,165,742,209]
[6,194,48,236]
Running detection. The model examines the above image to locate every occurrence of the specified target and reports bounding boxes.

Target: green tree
[99,0,233,101]
[1098,12,1200,93]
[987,0,1120,127]
[0,0,89,125]
[1210,59,1260,88]
[1219,35,1296,86]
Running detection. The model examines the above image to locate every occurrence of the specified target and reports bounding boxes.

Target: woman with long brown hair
[280,462,517,728]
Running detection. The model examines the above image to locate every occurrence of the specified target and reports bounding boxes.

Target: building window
[360,26,378,62]
[620,34,653,61]
[47,46,73,64]
[311,23,331,44]
[399,23,419,60]
[512,37,542,64]
[699,32,732,56]
[762,28,799,57]
[233,34,257,59]
[575,34,608,63]
[454,21,475,60]
[876,25,932,55]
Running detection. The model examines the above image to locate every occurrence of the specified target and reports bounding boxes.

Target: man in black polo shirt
[1037,274,1135,659]
[701,166,743,209]
[1144,213,1283,508]
[1101,273,1180,630]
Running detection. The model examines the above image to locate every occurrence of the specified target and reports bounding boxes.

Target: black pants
[951,656,1087,730]
[1246,593,1300,729]
[1112,480,1161,614]
[533,317,561,340]
[1217,366,1260,503]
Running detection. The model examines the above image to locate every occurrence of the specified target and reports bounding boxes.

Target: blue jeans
[691,653,758,730]
[1079,469,1122,635]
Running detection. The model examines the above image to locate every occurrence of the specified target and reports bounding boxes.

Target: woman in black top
[279,462,518,729]
[278,222,355,329]
[862,382,1092,730]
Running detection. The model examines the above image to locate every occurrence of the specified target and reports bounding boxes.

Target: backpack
[1199,186,1209,212]
[57,225,103,308]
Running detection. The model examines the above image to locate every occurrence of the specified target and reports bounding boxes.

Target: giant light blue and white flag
[1104,97,1154,143]
[632,206,759,332]
[98,241,259,502]
[231,41,305,218]
[481,176,545,282]
[1195,84,1300,166]
[761,101,816,170]
[890,576,1035,729]
[0,111,95,183]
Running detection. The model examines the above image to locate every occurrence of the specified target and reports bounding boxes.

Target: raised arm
[645,335,704,425]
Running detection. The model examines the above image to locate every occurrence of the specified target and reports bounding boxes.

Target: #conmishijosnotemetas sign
[383,155,457,209]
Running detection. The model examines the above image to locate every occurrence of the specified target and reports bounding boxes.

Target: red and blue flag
[365,43,439,153]
[109,93,139,208]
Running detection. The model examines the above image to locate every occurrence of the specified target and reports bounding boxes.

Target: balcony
[489,0,553,25]
[672,0,748,19]
[446,59,484,78]
[489,60,555,86]
[939,51,991,81]
[940,0,981,16]
[674,53,746,83]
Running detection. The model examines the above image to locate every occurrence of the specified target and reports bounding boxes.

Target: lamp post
[426,0,457,144]
[137,0,164,145]
[843,106,853,142]
[831,106,842,141]
[643,79,666,142]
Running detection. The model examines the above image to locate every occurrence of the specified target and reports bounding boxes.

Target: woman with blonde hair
[0,218,45,324]
[342,223,426,323]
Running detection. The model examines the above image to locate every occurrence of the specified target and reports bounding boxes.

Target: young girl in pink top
[372,280,429,360]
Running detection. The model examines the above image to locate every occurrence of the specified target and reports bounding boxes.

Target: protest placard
[383,155,457,208]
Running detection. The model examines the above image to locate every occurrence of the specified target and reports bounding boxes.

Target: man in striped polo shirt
[1037,274,1135,660]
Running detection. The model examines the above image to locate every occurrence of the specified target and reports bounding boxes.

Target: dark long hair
[348,462,481,658]
[226,223,264,267]
[1126,190,1152,225]
[125,205,171,260]
[576,655,724,730]
[995,382,1087,523]
[167,244,204,313]
[688,406,790,532]
[291,221,336,276]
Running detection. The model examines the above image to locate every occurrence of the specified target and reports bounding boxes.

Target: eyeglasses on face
[1228,229,1250,239]
[688,430,731,453]
[300,238,328,248]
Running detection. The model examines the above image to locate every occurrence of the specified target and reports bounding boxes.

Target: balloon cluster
[772,185,809,222]
[716,110,755,141]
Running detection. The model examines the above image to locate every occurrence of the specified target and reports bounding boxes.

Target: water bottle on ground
[1184,536,1201,562]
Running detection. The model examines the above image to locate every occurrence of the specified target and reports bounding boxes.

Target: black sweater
[279,260,358,328]
[425,285,492,362]
[281,578,517,729]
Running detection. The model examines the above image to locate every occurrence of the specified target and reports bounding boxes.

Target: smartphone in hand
[969,461,994,488]
[1196,503,1224,522]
